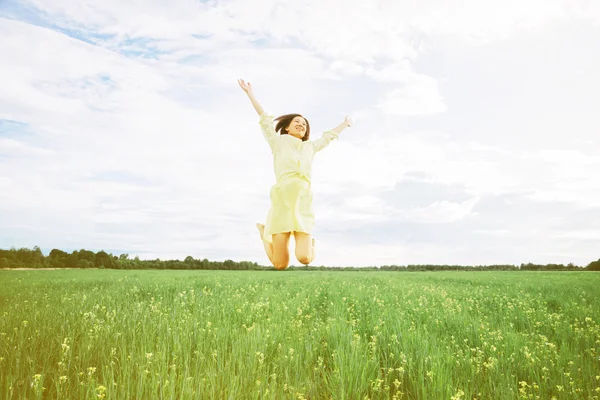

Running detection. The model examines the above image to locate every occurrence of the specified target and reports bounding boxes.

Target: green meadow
[0,270,598,399]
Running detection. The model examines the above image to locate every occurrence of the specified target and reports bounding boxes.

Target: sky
[1,0,599,267]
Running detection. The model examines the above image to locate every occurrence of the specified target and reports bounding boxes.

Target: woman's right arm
[238,78,277,150]
[238,78,264,116]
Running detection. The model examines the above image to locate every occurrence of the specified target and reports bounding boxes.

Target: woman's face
[286,116,307,139]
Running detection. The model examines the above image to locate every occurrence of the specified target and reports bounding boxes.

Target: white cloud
[396,197,480,224]
[377,73,447,116]
[556,229,600,240]
[397,0,569,43]
[365,61,413,83]
[0,138,53,156]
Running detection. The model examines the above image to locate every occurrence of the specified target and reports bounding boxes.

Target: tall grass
[1,270,599,399]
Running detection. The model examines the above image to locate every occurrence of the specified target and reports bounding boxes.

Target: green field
[0,270,599,399]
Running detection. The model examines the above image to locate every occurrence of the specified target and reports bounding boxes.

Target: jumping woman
[238,78,352,271]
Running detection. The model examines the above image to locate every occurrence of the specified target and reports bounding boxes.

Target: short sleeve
[311,130,340,153]
[259,114,277,152]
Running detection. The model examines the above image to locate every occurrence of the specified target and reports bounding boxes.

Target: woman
[238,78,352,270]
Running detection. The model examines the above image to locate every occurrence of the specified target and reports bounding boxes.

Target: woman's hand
[238,78,264,116]
[330,116,353,135]
[238,78,253,95]
[344,116,353,127]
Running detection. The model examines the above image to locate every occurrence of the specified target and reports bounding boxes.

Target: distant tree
[32,246,44,267]
[49,249,68,258]
[65,253,79,268]
[8,246,45,267]
[520,263,542,271]
[77,249,96,263]
[587,259,600,271]
[49,249,68,268]
[95,251,116,269]
[76,259,94,268]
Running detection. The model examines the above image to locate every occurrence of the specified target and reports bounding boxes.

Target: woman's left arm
[312,116,352,153]
[331,116,352,135]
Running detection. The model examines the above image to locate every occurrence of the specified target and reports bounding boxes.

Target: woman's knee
[296,254,311,265]
[273,254,289,270]
[274,261,289,270]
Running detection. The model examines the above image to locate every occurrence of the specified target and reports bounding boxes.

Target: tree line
[1,246,598,271]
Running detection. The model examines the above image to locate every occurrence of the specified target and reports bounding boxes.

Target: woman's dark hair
[274,114,310,142]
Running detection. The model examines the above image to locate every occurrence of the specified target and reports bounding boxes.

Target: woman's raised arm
[238,78,265,117]
[239,78,277,150]
[312,116,353,153]
[330,116,352,134]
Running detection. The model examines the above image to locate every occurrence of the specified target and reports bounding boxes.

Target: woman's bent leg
[257,223,274,264]
[272,232,291,270]
[294,231,315,265]
[257,223,291,270]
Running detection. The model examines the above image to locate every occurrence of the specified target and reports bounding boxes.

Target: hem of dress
[262,229,313,243]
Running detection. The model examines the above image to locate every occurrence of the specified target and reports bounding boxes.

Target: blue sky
[1,0,599,267]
